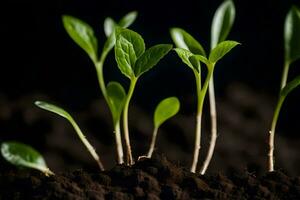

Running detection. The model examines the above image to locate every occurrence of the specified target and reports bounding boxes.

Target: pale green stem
[280,61,290,90]
[200,74,217,175]
[268,96,285,172]
[114,121,124,164]
[147,127,159,158]
[190,67,214,173]
[123,77,138,166]
[70,118,104,171]
[190,71,203,173]
[94,53,124,165]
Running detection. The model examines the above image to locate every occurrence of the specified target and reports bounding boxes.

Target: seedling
[114,28,172,165]
[144,97,180,158]
[35,101,104,171]
[203,0,236,175]
[62,12,137,164]
[268,6,300,172]
[1,141,54,176]
[171,28,239,173]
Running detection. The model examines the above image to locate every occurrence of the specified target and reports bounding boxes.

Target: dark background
[1,0,300,174]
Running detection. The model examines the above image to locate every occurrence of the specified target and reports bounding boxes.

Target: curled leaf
[170,28,206,56]
[211,0,236,48]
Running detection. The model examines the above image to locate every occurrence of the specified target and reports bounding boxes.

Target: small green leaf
[62,15,98,62]
[1,142,53,175]
[209,40,240,63]
[280,75,300,98]
[118,11,138,28]
[115,28,145,78]
[134,44,172,77]
[174,48,200,72]
[104,17,116,37]
[173,48,194,68]
[284,6,300,64]
[211,0,236,48]
[107,81,126,126]
[193,55,210,66]
[35,101,72,119]
[170,28,206,56]
[154,97,180,128]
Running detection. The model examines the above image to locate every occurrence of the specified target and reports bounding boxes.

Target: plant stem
[190,66,214,173]
[147,127,159,158]
[190,72,203,173]
[114,121,124,164]
[95,54,124,165]
[268,96,285,172]
[71,119,105,171]
[200,75,217,175]
[280,61,290,90]
[123,77,137,166]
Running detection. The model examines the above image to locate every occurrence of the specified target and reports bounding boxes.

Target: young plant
[35,101,104,171]
[268,6,300,172]
[62,11,137,164]
[1,141,54,176]
[171,28,239,173]
[114,28,172,165]
[203,0,236,175]
[145,97,180,158]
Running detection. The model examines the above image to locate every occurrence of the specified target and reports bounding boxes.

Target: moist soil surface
[1,154,300,200]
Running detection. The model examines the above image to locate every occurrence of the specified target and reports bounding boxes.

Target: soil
[1,83,300,199]
[1,154,300,200]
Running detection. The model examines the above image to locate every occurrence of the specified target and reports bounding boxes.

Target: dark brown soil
[1,154,300,200]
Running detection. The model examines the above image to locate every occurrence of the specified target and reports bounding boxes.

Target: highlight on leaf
[1,142,54,176]
[209,40,240,63]
[170,28,206,56]
[211,0,236,48]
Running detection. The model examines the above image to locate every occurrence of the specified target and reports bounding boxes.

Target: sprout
[1,141,54,176]
[35,101,104,171]
[203,0,236,175]
[114,28,172,165]
[268,6,300,172]
[171,27,239,173]
[144,97,180,159]
[62,11,137,164]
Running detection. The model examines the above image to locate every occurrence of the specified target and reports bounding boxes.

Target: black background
[1,0,300,172]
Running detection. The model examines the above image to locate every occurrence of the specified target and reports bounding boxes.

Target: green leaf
[284,6,300,63]
[115,28,145,78]
[102,32,116,57]
[174,48,200,72]
[170,28,206,56]
[35,101,73,120]
[154,97,180,128]
[104,17,116,37]
[209,40,240,63]
[280,75,300,98]
[118,11,138,28]
[211,0,236,49]
[193,55,210,66]
[134,44,172,77]
[62,15,98,62]
[107,81,126,126]
[1,142,53,175]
